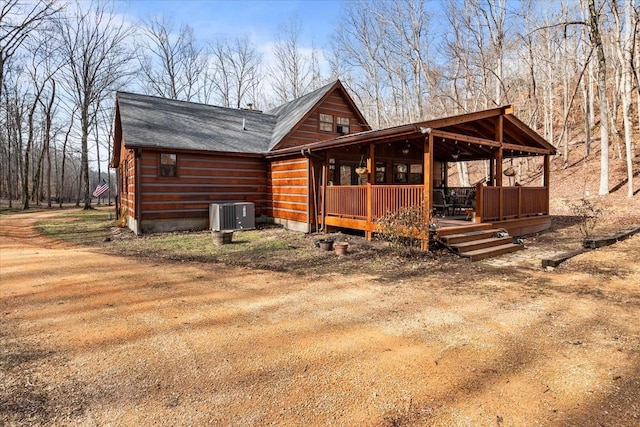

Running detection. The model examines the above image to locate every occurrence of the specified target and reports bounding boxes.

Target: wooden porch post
[543,154,550,214]
[423,134,434,250]
[475,181,483,222]
[366,144,374,240]
[495,114,504,186]
[489,159,495,186]
[320,151,329,233]
[495,114,504,219]
[443,161,448,189]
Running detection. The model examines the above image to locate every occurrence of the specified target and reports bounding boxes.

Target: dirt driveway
[1,210,639,426]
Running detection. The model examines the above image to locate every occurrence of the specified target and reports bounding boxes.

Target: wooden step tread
[459,243,524,262]
[450,236,513,253]
[435,223,494,237]
[440,229,504,244]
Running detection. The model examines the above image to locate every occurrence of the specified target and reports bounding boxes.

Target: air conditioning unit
[209,202,255,231]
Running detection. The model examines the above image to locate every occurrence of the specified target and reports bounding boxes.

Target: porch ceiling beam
[430,129,501,148]
[502,143,550,155]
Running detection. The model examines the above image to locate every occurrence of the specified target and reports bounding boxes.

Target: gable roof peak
[266,80,343,150]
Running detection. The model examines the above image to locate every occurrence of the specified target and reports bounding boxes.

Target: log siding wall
[139,150,268,223]
[267,157,309,226]
[118,143,136,220]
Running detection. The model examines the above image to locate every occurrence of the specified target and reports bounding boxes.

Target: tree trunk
[60,111,74,209]
[615,0,635,196]
[587,0,610,196]
[81,106,91,209]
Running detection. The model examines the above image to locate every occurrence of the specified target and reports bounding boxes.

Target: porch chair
[432,189,452,217]
[460,189,476,220]
[460,189,476,210]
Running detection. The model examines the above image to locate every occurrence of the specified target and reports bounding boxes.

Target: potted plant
[334,241,349,255]
[212,230,233,245]
[317,239,334,251]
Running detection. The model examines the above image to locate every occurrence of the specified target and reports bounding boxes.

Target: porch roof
[266,105,556,161]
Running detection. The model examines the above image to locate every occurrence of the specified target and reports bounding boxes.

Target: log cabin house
[111,79,556,257]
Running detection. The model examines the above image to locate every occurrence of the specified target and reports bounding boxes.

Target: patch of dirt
[1,209,639,426]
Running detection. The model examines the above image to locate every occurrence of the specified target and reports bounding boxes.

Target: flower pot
[212,230,233,246]
[318,239,334,251]
[334,242,348,255]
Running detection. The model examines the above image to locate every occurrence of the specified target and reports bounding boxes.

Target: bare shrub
[569,198,603,239]
[374,203,434,249]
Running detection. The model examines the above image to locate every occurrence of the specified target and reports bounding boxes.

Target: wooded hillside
[0,0,637,211]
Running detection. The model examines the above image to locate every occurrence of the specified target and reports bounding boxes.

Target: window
[336,117,350,134]
[394,163,408,183]
[339,164,353,185]
[375,162,386,183]
[159,153,177,177]
[328,158,336,184]
[409,163,423,183]
[319,113,333,132]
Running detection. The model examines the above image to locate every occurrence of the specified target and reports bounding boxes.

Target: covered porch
[273,105,557,246]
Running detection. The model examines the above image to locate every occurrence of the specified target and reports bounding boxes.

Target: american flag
[92,179,109,198]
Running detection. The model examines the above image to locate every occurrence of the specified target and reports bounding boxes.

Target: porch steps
[436,224,524,261]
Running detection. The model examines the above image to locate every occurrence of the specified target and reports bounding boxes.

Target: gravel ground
[1,209,639,426]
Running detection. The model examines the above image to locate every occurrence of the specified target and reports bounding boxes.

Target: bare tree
[207,36,263,108]
[57,1,134,209]
[586,0,611,195]
[269,13,317,104]
[611,0,636,197]
[136,16,206,101]
[39,79,56,207]
[0,0,59,103]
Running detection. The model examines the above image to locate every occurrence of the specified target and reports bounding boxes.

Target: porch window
[336,117,350,134]
[394,163,408,183]
[319,113,333,132]
[328,158,336,184]
[339,164,354,185]
[409,164,423,184]
[375,162,386,183]
[159,153,177,177]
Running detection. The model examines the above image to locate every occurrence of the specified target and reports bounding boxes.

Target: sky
[115,0,343,50]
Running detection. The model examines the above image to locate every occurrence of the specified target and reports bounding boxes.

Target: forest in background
[0,0,638,211]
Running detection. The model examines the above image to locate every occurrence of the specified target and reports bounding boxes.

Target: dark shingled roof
[266,81,337,150]
[117,92,278,154]
[117,80,340,155]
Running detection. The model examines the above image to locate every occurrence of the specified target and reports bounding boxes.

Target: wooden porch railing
[371,185,423,218]
[325,186,368,219]
[324,183,549,225]
[476,183,549,221]
[325,185,423,220]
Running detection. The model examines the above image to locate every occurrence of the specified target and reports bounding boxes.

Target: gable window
[159,153,177,177]
[319,113,333,132]
[336,117,350,134]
